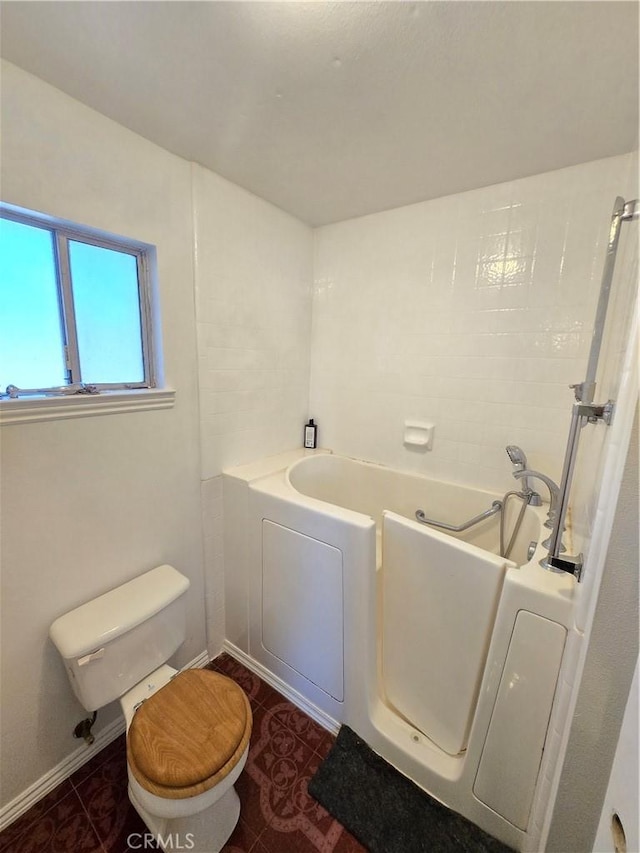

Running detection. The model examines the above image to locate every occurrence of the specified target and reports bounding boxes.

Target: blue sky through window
[0,218,67,390]
[69,241,144,385]
[1,214,148,393]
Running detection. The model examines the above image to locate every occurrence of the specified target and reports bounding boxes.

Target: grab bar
[415,500,502,532]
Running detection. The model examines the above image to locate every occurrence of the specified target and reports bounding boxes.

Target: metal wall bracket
[570,381,595,403]
[574,399,615,426]
[541,553,584,581]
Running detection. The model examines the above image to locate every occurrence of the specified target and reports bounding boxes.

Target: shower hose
[500,490,530,560]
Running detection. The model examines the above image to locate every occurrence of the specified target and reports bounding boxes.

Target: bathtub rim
[284,450,566,574]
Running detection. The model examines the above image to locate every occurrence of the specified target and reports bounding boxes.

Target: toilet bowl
[49,565,251,853]
[123,666,252,851]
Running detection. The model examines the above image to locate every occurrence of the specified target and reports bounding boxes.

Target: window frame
[0,204,157,395]
[0,203,174,426]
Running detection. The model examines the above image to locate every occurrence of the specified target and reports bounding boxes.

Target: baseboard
[0,649,210,833]
[221,640,340,735]
[0,715,126,832]
[186,650,211,671]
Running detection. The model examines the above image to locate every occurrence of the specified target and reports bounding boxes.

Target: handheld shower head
[506,445,532,494]
[506,445,528,470]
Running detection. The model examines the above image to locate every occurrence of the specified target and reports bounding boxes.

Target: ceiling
[0,1,638,226]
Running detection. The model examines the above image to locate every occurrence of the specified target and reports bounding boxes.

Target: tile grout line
[248,711,341,853]
[243,700,301,851]
[72,783,110,853]
[69,737,131,853]
[0,783,76,851]
[211,657,292,851]
[68,738,124,794]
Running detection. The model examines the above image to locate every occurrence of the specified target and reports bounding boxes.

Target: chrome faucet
[513,469,560,530]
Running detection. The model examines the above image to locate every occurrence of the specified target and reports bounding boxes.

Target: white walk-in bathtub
[223,450,576,851]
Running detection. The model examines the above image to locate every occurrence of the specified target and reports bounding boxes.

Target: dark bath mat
[308,725,513,853]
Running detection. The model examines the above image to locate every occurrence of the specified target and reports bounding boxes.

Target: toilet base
[128,783,241,853]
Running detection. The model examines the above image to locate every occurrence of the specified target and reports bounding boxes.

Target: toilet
[49,565,252,853]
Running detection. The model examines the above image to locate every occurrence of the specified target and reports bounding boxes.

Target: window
[0,206,155,397]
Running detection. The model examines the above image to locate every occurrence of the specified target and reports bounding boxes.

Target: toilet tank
[49,565,190,712]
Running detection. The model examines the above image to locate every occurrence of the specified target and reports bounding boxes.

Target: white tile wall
[201,475,225,657]
[310,154,635,493]
[193,164,314,481]
[193,165,314,644]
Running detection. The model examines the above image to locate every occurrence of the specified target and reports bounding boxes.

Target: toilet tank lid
[49,565,190,659]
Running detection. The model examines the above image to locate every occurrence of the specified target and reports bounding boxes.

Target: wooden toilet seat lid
[127,668,251,795]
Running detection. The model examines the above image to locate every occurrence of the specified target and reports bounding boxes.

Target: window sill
[0,388,176,426]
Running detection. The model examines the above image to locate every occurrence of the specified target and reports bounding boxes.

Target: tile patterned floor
[0,654,366,853]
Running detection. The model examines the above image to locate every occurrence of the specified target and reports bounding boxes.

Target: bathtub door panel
[473,611,566,829]
[382,511,512,756]
[262,520,344,701]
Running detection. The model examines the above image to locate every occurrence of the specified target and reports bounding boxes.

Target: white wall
[194,165,313,481]
[193,165,313,653]
[593,661,639,853]
[0,61,206,807]
[310,155,634,493]
[0,59,315,810]
[546,413,638,852]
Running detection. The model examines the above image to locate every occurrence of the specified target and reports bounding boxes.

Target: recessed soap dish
[404,420,434,450]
